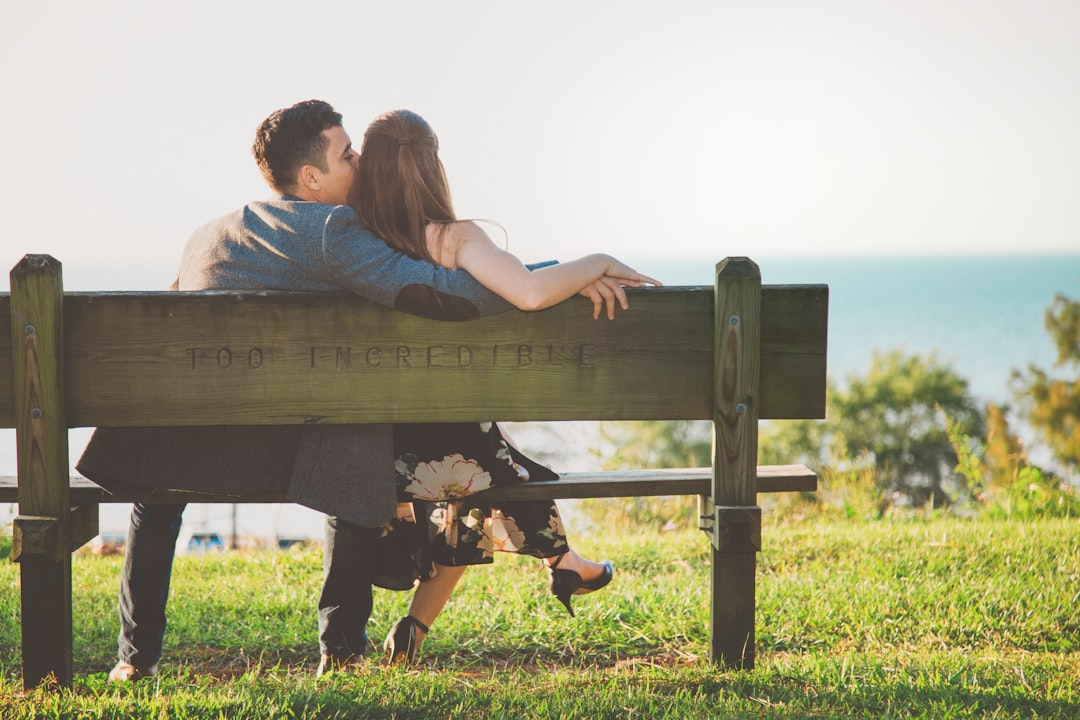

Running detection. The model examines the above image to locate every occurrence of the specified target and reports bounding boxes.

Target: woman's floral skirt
[372,421,567,590]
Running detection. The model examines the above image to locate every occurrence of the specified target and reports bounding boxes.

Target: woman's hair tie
[398,138,411,147]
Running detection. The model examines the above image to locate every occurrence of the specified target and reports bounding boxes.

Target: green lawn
[1,516,1078,719]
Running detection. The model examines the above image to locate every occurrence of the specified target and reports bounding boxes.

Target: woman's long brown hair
[351,110,456,264]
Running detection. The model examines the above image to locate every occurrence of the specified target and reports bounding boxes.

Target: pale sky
[2,0,1079,290]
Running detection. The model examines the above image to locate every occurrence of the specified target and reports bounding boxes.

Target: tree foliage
[948,407,1080,519]
[596,420,711,470]
[762,350,985,508]
[590,291,1080,518]
[1011,290,1080,472]
[593,350,987,514]
[981,402,1028,488]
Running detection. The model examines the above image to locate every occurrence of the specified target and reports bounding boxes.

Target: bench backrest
[2,259,827,429]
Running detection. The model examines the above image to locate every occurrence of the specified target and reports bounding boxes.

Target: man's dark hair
[252,100,343,192]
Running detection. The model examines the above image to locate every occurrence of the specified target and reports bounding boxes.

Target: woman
[352,109,660,664]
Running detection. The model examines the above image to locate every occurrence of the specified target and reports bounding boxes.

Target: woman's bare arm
[447,222,660,314]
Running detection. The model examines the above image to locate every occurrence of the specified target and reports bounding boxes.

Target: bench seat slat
[0,465,815,505]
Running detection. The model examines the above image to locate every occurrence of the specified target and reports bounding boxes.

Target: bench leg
[709,548,756,669]
[20,557,73,688]
[710,257,763,669]
[11,255,74,688]
[706,504,760,669]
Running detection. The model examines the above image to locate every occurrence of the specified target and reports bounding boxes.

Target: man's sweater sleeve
[321,206,513,321]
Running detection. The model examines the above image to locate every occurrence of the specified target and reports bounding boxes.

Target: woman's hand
[601,257,662,289]
[576,258,661,320]
[578,269,662,320]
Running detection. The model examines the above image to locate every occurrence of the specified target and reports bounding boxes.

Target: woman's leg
[405,563,468,640]
[385,562,468,662]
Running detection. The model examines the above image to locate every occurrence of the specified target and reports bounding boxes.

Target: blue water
[3,253,1079,538]
[637,253,1080,404]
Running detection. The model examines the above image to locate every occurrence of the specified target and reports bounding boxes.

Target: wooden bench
[1,254,828,689]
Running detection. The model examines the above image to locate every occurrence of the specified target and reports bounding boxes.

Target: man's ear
[298,165,321,192]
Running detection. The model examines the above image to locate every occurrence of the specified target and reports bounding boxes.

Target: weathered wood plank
[10,256,73,689]
[711,257,761,670]
[10,260,70,517]
[0,465,816,504]
[759,285,829,419]
[713,259,761,508]
[40,286,826,429]
[0,282,825,431]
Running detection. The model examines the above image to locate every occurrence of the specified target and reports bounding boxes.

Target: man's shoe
[108,662,158,683]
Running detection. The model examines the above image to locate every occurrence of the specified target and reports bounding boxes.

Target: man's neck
[280,185,318,203]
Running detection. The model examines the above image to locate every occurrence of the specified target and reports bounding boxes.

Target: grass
[1,515,1078,718]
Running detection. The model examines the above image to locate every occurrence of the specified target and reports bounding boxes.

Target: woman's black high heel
[384,615,429,665]
[548,555,614,617]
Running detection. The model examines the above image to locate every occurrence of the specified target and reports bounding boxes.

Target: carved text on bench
[185,344,597,371]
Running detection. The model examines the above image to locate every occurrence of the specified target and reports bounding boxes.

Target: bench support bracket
[12,506,98,562]
[711,506,761,553]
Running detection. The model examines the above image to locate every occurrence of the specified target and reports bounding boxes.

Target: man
[78,99,628,681]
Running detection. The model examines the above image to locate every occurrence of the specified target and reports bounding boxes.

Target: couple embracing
[77,100,660,680]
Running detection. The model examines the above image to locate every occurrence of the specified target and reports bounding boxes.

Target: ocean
[3,253,1079,540]
[637,253,1080,402]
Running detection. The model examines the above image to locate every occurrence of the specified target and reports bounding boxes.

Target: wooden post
[710,257,761,669]
[10,255,72,689]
